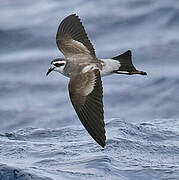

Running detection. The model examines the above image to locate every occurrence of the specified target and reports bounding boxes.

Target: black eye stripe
[54,63,65,67]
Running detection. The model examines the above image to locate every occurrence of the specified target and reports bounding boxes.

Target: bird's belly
[56,59,120,78]
[100,59,120,77]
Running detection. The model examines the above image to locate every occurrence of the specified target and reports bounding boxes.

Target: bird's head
[46,58,66,76]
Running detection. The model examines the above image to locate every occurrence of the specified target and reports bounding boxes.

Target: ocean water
[0,0,179,179]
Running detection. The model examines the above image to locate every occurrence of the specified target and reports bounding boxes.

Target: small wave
[0,118,179,179]
[0,164,52,180]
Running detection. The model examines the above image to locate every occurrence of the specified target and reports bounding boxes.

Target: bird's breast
[63,62,77,77]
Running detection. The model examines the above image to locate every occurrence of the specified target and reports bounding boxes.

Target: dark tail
[112,50,147,75]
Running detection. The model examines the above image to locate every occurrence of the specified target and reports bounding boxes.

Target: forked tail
[112,50,147,75]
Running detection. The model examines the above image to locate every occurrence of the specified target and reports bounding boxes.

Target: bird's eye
[54,63,65,67]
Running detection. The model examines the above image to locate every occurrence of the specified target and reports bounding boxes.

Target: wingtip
[98,138,106,148]
[71,13,77,17]
[101,142,106,148]
[63,14,79,21]
[126,50,132,54]
[68,13,79,19]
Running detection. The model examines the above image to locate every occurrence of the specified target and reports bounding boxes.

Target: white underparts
[53,59,121,78]
[100,59,121,77]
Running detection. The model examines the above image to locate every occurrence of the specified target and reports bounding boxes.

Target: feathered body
[46,14,147,148]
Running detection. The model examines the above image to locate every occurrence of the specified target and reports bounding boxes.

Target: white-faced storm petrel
[46,14,147,148]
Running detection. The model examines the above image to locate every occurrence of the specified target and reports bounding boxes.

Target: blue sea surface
[0,0,179,179]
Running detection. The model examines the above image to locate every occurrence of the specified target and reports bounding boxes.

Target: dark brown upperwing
[56,14,97,60]
[68,69,105,147]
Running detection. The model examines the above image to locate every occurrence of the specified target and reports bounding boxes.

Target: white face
[51,60,66,74]
[46,59,67,76]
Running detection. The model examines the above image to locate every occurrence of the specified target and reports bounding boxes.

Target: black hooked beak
[46,67,55,76]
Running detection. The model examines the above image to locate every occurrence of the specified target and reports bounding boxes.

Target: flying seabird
[46,14,147,148]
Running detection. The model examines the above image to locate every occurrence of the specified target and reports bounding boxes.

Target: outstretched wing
[56,14,97,62]
[68,68,105,147]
